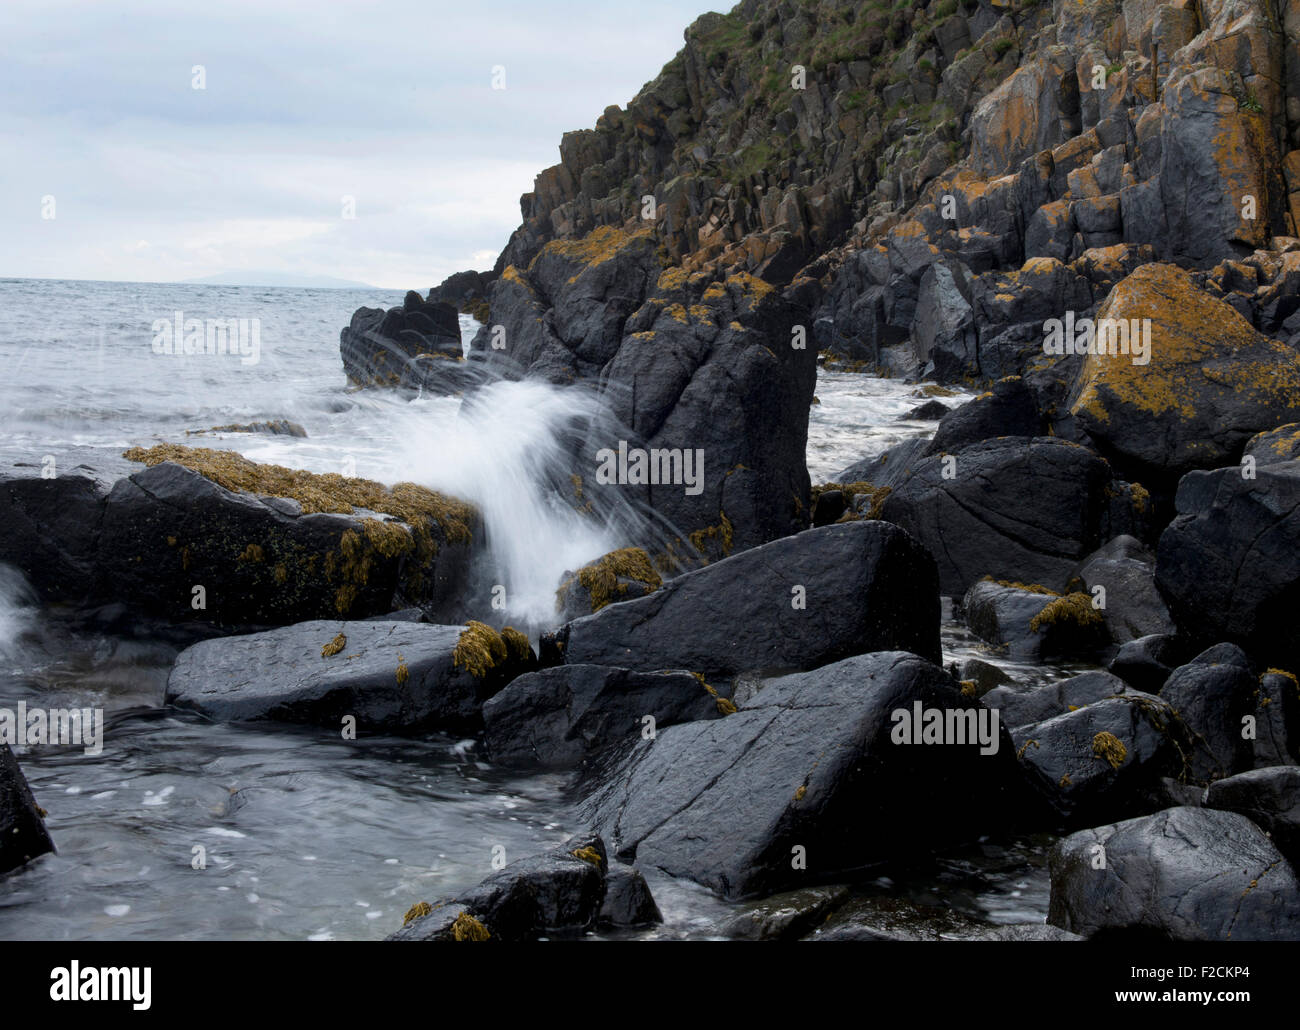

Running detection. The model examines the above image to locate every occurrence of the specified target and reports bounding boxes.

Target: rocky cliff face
[426,0,1300,563]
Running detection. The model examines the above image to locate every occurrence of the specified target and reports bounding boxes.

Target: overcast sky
[0,0,714,288]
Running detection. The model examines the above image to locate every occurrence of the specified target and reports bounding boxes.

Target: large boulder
[482,665,721,769]
[549,520,941,680]
[579,651,1027,900]
[1158,643,1257,782]
[1155,460,1300,668]
[101,446,478,627]
[1072,536,1175,644]
[1206,767,1300,867]
[167,619,532,733]
[1011,693,1193,823]
[879,437,1112,595]
[968,51,1081,177]
[983,670,1130,730]
[0,744,55,874]
[1068,264,1300,475]
[1048,807,1300,940]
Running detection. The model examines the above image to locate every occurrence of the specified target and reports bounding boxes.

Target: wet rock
[924,376,1042,456]
[599,863,662,928]
[167,619,531,733]
[903,399,950,421]
[721,885,849,940]
[391,833,608,941]
[580,651,1025,900]
[958,658,1013,698]
[806,894,1081,941]
[1107,633,1181,694]
[1158,643,1257,782]
[1069,264,1300,475]
[1012,693,1191,822]
[340,293,463,388]
[879,437,1112,595]
[0,744,55,874]
[553,547,661,622]
[1073,535,1175,644]
[834,437,931,489]
[962,579,1108,661]
[482,665,721,769]
[984,671,1129,730]
[1250,669,1300,768]
[1244,424,1300,467]
[1156,460,1300,669]
[1048,807,1300,941]
[551,520,941,681]
[1206,767,1300,867]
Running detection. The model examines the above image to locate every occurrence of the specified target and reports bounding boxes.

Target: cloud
[0,0,717,287]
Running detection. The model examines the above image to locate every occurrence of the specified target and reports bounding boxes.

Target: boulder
[962,579,1109,661]
[579,651,1026,899]
[1107,633,1181,694]
[721,885,849,940]
[983,670,1129,730]
[1069,264,1300,475]
[340,292,463,388]
[1206,767,1300,867]
[167,619,532,733]
[1245,424,1300,467]
[1012,693,1191,822]
[1250,668,1300,768]
[0,744,55,874]
[390,833,609,941]
[599,863,662,928]
[99,446,478,627]
[553,547,661,622]
[879,437,1112,595]
[482,665,721,769]
[1158,643,1257,782]
[1072,535,1175,643]
[1048,807,1300,940]
[1156,460,1300,668]
[550,520,941,681]
[924,376,1042,456]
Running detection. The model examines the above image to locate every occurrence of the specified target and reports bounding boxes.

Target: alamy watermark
[0,702,103,755]
[1043,312,1151,365]
[151,311,261,365]
[890,701,1000,756]
[594,440,704,496]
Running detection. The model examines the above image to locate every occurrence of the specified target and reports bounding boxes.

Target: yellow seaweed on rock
[452,621,508,678]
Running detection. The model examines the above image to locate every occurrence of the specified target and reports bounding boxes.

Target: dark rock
[391,833,608,941]
[552,520,941,681]
[599,863,662,928]
[1048,807,1300,941]
[482,665,721,769]
[983,670,1129,730]
[167,620,531,733]
[0,744,55,874]
[1206,767,1300,867]
[1244,424,1300,467]
[340,297,463,388]
[1156,461,1300,669]
[879,437,1112,595]
[1250,669,1300,768]
[924,376,1042,455]
[722,885,849,940]
[834,436,931,488]
[958,657,1013,698]
[1158,643,1257,782]
[903,399,951,421]
[580,651,1026,900]
[806,894,1081,941]
[962,579,1108,661]
[1107,634,1181,694]
[1012,693,1191,823]
[1073,535,1176,644]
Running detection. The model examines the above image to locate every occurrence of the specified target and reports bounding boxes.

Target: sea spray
[391,378,661,625]
[0,563,37,661]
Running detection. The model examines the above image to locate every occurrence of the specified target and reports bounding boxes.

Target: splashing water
[391,378,652,626]
[0,563,37,660]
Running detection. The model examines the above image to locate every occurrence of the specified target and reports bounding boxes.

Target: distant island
[184,270,378,289]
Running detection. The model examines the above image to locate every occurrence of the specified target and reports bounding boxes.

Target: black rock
[983,670,1129,730]
[552,520,941,681]
[167,620,530,733]
[482,665,721,769]
[1048,807,1300,941]
[1073,535,1176,644]
[340,297,462,388]
[1107,633,1181,694]
[599,864,662,928]
[962,579,1109,661]
[1206,767,1300,867]
[1158,643,1256,782]
[579,651,1026,900]
[0,744,55,874]
[924,375,1042,455]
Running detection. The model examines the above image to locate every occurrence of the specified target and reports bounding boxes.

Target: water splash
[392,378,652,626]
[0,563,37,660]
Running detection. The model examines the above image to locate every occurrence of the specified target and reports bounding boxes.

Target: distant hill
[184,270,377,289]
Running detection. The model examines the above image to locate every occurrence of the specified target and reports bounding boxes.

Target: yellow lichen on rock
[558,547,663,613]
[322,633,347,658]
[570,846,603,867]
[450,912,490,941]
[402,901,432,926]
[500,626,532,664]
[452,621,508,678]
[1092,730,1128,770]
[1029,592,1104,633]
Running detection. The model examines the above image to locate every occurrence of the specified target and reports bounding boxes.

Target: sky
[0,0,718,288]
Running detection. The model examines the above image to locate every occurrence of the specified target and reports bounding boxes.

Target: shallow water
[1,278,1063,941]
